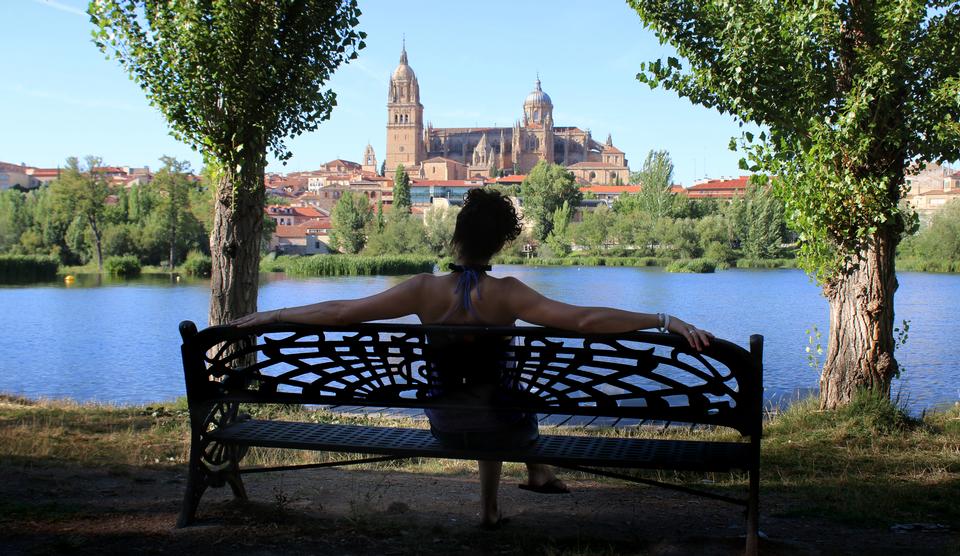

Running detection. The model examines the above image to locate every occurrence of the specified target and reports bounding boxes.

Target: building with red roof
[265,205,328,227]
[685,176,753,199]
[268,217,333,255]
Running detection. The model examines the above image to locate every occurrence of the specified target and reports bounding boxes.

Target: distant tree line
[327,155,792,265]
[0,156,211,269]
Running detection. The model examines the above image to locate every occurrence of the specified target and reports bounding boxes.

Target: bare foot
[522,464,569,493]
[481,504,501,528]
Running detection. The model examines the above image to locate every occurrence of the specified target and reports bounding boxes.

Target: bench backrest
[180,321,763,437]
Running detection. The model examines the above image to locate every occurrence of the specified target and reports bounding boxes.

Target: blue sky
[1,0,752,185]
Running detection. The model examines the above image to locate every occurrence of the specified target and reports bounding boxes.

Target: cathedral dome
[524,78,552,107]
[392,47,416,81]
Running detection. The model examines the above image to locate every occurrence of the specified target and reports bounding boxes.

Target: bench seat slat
[211,420,751,473]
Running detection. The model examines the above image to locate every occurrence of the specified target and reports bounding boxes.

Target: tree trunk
[90,218,104,271]
[819,227,899,409]
[208,165,265,326]
[169,219,176,271]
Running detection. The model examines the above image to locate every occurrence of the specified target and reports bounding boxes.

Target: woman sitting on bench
[234,188,712,529]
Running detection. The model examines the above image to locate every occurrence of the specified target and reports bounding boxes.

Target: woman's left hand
[231,309,281,328]
[667,316,714,352]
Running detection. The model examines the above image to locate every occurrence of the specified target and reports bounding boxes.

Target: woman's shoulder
[485,274,530,297]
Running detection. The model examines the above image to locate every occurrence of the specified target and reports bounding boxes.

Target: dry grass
[1,392,958,529]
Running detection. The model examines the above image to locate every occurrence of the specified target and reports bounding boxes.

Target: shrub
[0,254,59,283]
[104,255,141,277]
[182,252,212,277]
[260,253,293,273]
[666,258,716,273]
[735,258,797,269]
[283,254,436,276]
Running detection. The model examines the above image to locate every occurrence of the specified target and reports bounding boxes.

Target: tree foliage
[545,201,572,256]
[899,199,960,262]
[571,205,614,254]
[90,0,365,323]
[630,149,677,219]
[628,0,960,279]
[393,164,411,213]
[53,157,110,270]
[628,0,960,406]
[90,1,365,170]
[153,156,194,268]
[331,190,371,254]
[520,161,582,240]
[729,179,784,259]
[422,205,459,256]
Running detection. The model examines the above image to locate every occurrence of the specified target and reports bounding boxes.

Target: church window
[400,146,405,152]
[589,171,597,180]
[610,172,617,181]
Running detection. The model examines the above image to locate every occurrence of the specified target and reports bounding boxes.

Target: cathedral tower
[362,143,378,175]
[385,43,424,174]
[522,77,555,166]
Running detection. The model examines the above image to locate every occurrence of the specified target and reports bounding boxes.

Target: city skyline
[1,0,756,185]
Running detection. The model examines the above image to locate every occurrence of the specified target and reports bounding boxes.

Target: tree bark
[208,165,265,326]
[819,226,899,409]
[90,218,104,272]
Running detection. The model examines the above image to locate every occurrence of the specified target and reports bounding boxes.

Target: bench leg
[224,444,248,501]
[745,466,759,556]
[177,441,208,528]
[177,438,249,527]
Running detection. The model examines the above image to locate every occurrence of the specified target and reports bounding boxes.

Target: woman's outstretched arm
[231,274,429,327]
[502,277,712,351]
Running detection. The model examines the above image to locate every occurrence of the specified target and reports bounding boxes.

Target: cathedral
[385,45,630,185]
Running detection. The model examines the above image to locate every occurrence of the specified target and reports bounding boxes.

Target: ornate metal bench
[177,321,763,554]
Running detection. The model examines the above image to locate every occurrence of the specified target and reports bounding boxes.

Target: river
[0,266,956,412]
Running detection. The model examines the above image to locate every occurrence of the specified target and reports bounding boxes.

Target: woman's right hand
[666,315,713,352]
[231,309,282,328]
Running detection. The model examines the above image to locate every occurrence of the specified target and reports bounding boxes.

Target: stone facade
[385,46,629,184]
[903,162,960,220]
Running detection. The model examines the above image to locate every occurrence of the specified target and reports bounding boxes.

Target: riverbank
[1,394,956,554]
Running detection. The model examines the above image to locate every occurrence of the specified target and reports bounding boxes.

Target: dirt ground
[1,461,957,556]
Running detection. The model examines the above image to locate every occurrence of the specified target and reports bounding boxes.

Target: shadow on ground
[0,458,956,555]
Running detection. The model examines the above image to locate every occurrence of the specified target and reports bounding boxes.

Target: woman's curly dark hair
[452,188,522,262]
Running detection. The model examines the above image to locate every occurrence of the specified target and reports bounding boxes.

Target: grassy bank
[495,255,792,272]
[0,392,956,529]
[259,253,797,275]
[0,254,59,283]
[60,262,181,276]
[262,254,437,276]
[897,257,960,273]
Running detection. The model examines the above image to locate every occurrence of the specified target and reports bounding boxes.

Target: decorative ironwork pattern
[181,323,760,434]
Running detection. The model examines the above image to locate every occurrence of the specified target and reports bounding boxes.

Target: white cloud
[2,84,142,113]
[350,60,388,83]
[30,0,86,17]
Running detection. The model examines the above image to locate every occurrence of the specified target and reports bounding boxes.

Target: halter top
[448,263,491,316]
